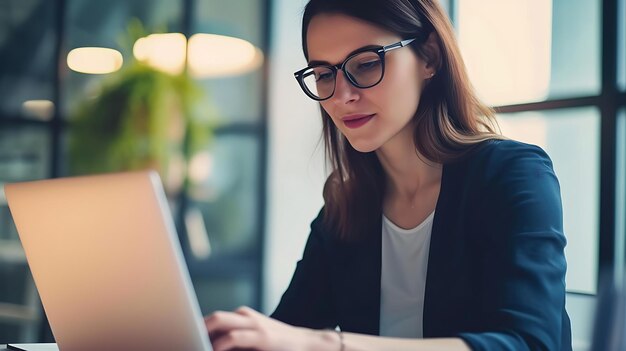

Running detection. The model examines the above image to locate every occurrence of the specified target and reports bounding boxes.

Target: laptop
[4,171,213,351]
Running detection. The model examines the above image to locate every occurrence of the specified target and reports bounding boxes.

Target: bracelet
[334,329,344,351]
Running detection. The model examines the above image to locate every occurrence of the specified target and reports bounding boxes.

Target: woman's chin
[347,139,380,153]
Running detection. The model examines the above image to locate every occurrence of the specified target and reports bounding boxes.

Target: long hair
[302,0,504,241]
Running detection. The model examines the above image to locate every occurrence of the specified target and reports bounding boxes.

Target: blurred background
[0,0,624,350]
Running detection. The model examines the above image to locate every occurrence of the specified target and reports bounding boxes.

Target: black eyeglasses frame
[294,38,417,101]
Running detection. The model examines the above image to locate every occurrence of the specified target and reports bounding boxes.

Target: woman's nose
[332,70,360,104]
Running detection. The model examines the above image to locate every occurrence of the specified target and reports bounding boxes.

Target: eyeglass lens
[301,51,383,100]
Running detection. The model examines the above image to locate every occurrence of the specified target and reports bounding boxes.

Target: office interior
[0,0,625,350]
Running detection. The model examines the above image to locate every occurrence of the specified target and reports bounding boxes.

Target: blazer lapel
[333,215,382,335]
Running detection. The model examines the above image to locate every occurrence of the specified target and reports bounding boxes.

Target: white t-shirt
[379,211,435,338]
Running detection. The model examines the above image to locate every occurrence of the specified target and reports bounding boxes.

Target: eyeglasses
[294,38,416,101]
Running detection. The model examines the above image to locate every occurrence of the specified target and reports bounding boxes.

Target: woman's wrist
[302,328,343,351]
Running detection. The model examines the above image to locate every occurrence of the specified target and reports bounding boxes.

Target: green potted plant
[68,21,214,195]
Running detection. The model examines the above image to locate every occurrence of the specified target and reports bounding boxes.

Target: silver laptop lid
[5,171,212,351]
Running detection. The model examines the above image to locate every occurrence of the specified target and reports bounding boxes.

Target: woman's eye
[357,60,381,71]
[316,72,334,82]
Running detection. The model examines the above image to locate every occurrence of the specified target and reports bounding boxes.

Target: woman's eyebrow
[307,44,381,66]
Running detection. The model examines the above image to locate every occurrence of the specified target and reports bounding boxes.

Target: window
[619,0,625,90]
[457,0,601,106]
[0,126,51,182]
[616,110,625,280]
[0,0,57,121]
[193,0,265,123]
[188,0,268,314]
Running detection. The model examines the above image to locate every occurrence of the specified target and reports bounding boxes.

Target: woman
[205,0,572,350]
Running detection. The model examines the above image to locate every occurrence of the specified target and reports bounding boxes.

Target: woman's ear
[421,31,441,78]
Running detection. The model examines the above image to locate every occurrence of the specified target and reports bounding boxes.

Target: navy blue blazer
[271,139,572,350]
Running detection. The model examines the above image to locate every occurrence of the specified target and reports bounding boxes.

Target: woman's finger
[234,305,261,317]
[211,329,262,351]
[205,310,256,334]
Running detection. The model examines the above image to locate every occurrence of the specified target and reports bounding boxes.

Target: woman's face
[307,13,432,153]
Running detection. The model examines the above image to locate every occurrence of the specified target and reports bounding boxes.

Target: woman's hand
[205,306,472,351]
[205,306,334,351]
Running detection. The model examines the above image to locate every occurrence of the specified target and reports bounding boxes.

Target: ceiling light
[188,33,264,78]
[133,33,187,75]
[67,47,123,74]
[22,100,55,121]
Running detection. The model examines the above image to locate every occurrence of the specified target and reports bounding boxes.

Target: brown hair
[302,0,504,241]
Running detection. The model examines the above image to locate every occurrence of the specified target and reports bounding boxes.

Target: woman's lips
[342,114,375,129]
